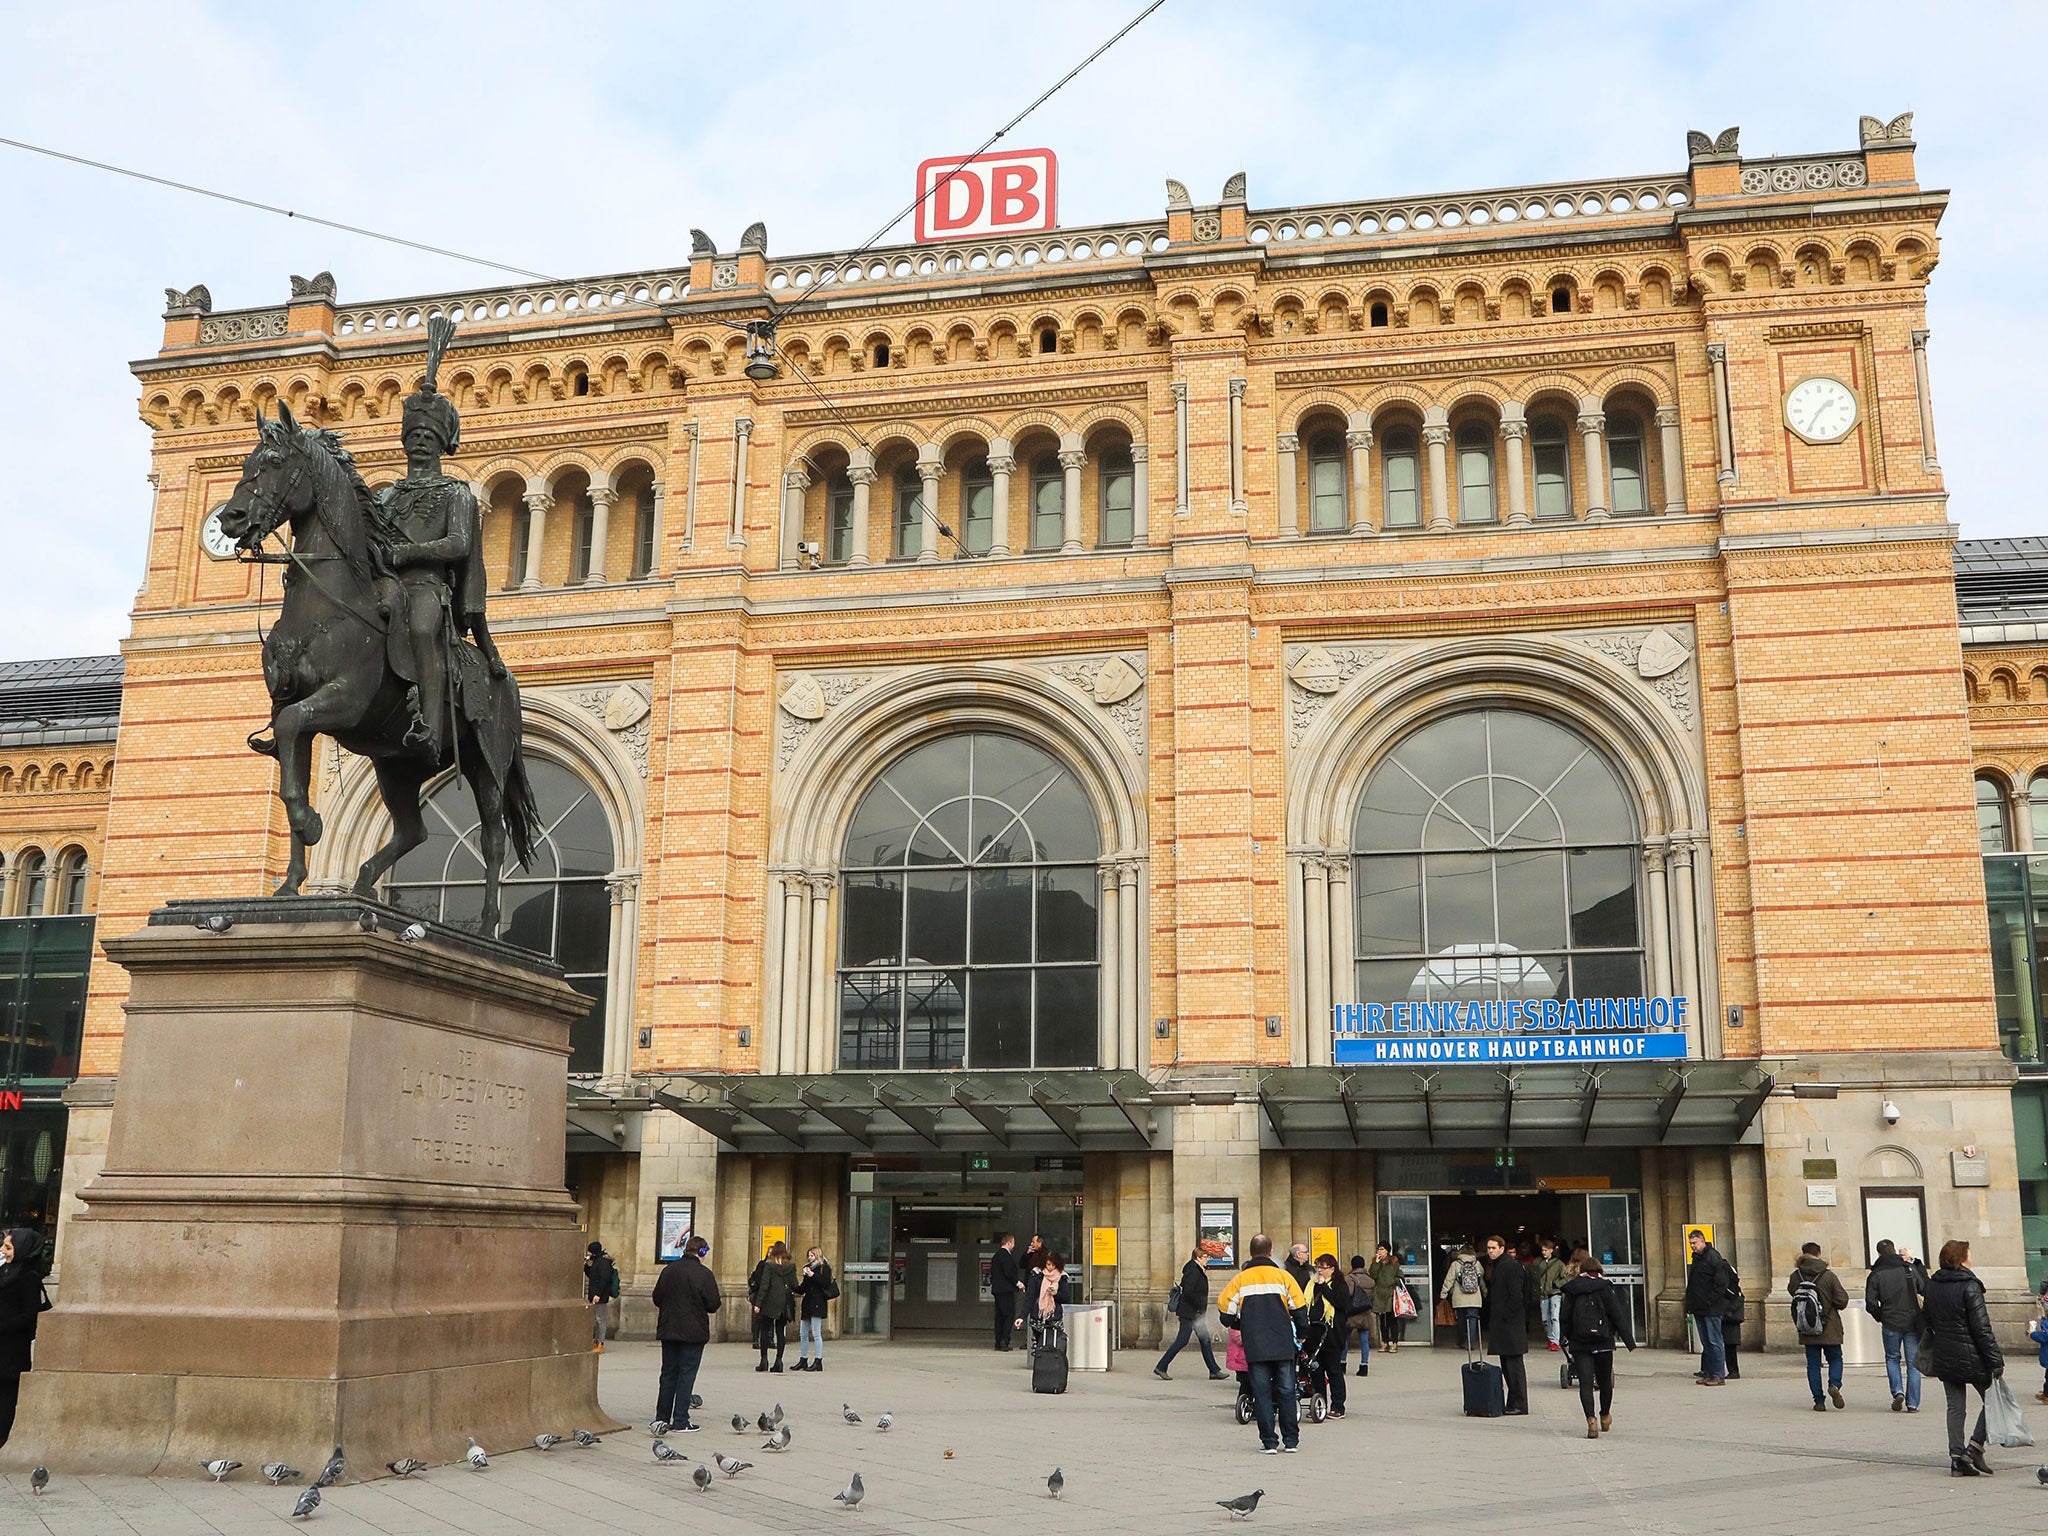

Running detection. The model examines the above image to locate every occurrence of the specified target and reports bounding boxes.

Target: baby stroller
[1232,1321,1332,1426]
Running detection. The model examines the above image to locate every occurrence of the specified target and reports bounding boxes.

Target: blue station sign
[1332,997,1690,1065]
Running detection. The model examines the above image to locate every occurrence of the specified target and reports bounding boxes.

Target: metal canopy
[1253,1062,1773,1150]
[650,1070,1162,1154]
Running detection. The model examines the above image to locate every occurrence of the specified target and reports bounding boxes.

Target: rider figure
[381,319,504,757]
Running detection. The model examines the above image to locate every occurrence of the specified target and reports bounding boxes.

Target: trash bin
[1838,1299,1883,1367]
[1066,1302,1114,1371]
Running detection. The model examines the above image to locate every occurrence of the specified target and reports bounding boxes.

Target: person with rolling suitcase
[1217,1235,1309,1454]
[1030,1251,1071,1393]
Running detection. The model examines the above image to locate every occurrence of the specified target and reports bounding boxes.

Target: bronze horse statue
[215,399,541,932]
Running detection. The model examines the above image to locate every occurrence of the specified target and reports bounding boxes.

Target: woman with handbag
[1154,1244,1225,1381]
[1920,1238,2004,1476]
[794,1246,838,1373]
[748,1240,799,1374]
[1367,1243,1407,1356]
[0,1226,52,1448]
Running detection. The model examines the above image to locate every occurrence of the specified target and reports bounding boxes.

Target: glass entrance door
[1586,1191,1647,1343]
[1378,1193,1433,1347]
[844,1194,892,1336]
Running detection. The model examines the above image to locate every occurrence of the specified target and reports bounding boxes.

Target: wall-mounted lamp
[742,320,779,381]
[1154,1017,1173,1039]
[637,1027,652,1049]
[1264,1016,1283,1038]
[736,1026,752,1049]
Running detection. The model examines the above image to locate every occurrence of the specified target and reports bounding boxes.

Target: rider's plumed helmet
[401,315,461,453]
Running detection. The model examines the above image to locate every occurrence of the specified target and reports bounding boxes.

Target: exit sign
[969,1155,991,1171]
[914,149,1058,242]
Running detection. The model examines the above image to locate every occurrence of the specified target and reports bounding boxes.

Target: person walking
[1482,1234,1535,1415]
[0,1227,51,1448]
[1155,1244,1227,1381]
[1217,1234,1309,1455]
[583,1240,619,1354]
[990,1233,1023,1352]
[1439,1241,1486,1351]
[1284,1242,1314,1293]
[1559,1256,1636,1439]
[1865,1238,1926,1412]
[2028,1286,2048,1404]
[1920,1238,2004,1476]
[1309,1253,1352,1418]
[1366,1243,1406,1358]
[650,1234,720,1434]
[1788,1241,1852,1411]
[1346,1256,1375,1376]
[1534,1238,1567,1352]
[794,1246,836,1373]
[748,1240,799,1374]
[1683,1229,1736,1386]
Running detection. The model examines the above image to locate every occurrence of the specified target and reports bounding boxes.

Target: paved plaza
[4,1339,2042,1533]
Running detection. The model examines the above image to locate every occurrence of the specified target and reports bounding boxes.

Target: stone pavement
[3,1339,2042,1533]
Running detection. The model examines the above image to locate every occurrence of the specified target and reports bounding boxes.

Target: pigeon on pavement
[758,1411,775,1433]
[771,1402,786,1427]
[762,1425,792,1452]
[842,1403,862,1423]
[572,1429,600,1448]
[291,1486,321,1519]
[201,1460,242,1482]
[464,1437,489,1469]
[386,1459,427,1478]
[876,1412,893,1432]
[834,1471,865,1509]
[652,1440,684,1463]
[314,1447,344,1488]
[30,1466,49,1496]
[534,1434,563,1452]
[692,1463,713,1493]
[1047,1467,1063,1499]
[1218,1489,1264,1520]
[262,1463,302,1485]
[2037,1464,2048,1485]
[731,1414,750,1433]
[715,1453,753,1478]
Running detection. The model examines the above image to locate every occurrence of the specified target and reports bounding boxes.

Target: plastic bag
[1984,1377,2035,1448]
[1393,1284,1418,1320]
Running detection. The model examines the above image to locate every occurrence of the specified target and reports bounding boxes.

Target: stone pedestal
[1,897,621,1478]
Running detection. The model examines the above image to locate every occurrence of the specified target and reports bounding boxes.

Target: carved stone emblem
[602,681,651,730]
[1091,656,1143,704]
[779,673,827,721]
[1287,646,1344,695]
[1635,627,1690,680]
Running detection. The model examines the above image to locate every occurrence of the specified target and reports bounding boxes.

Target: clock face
[1784,377,1858,444]
[200,506,239,560]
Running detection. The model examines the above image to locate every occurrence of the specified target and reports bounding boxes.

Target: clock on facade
[199,505,239,559]
[1783,377,1859,444]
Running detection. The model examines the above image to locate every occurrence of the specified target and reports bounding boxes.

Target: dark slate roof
[1955,538,2048,625]
[0,654,124,747]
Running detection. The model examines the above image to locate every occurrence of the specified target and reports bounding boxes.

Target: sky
[1,0,2040,662]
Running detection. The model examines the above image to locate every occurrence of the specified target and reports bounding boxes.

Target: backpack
[1456,1257,1482,1296]
[1789,1274,1826,1336]
[609,1265,622,1300]
[1568,1288,1613,1349]
[1165,1282,1184,1315]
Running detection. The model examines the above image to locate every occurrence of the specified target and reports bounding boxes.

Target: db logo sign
[913,149,1058,242]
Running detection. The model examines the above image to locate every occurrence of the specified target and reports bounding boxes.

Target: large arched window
[1307,430,1346,532]
[962,458,995,555]
[839,733,1100,1070]
[2029,773,2048,850]
[1607,409,1647,514]
[1352,710,1643,1006]
[1029,453,1064,550]
[56,848,88,916]
[15,850,47,917]
[1532,415,1573,518]
[1455,423,1496,524]
[1980,775,2014,854]
[1098,445,1135,546]
[384,758,616,1072]
[892,468,923,560]
[1381,428,1420,529]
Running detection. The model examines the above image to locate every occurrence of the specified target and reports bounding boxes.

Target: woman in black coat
[794,1247,836,1373]
[1560,1258,1636,1438]
[1920,1238,2004,1476]
[0,1226,51,1448]
[1153,1245,1224,1380]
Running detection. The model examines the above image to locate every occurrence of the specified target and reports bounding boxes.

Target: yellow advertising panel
[1308,1226,1340,1264]
[761,1225,788,1258]
[1091,1227,1118,1267]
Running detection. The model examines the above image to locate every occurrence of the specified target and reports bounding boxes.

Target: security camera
[801,541,821,557]
[1881,1099,1901,1126]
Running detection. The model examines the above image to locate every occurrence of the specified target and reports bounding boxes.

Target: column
[1669,834,1702,1024]
[847,449,875,567]
[1643,840,1673,996]
[986,438,1014,557]
[2012,785,2034,854]
[1303,856,1331,1066]
[776,876,806,1073]
[1706,342,1736,484]
[1286,851,1308,1062]
[1099,863,1121,1070]
[780,464,810,570]
[729,416,752,549]
[648,483,667,572]
[1118,862,1141,1069]
[604,871,640,1077]
[584,478,615,583]
[1129,443,1149,544]
[916,442,944,563]
[1909,329,1940,470]
[1057,432,1084,552]
[1326,854,1355,1008]
[519,476,550,589]
[1227,379,1247,515]
[1345,413,1373,533]
[1422,409,1451,532]
[804,874,835,1073]
[1655,405,1687,513]
[1275,432,1299,531]
[1577,398,1609,522]
[1172,381,1191,517]
[678,421,700,558]
[1500,404,1530,527]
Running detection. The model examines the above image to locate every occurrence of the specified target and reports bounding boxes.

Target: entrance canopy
[649,1070,1162,1155]
[1252,1061,1773,1150]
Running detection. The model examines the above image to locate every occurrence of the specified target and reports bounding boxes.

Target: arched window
[1307,431,1346,532]
[16,850,48,917]
[1532,416,1573,519]
[892,468,923,560]
[510,500,532,587]
[2030,774,2048,850]
[1981,776,2015,853]
[570,491,596,582]
[631,484,657,578]
[1098,445,1135,546]
[827,476,856,564]
[1029,453,1064,550]
[839,733,1100,1070]
[1381,428,1420,529]
[1607,409,1647,514]
[1353,710,1643,1007]
[384,759,616,1072]
[962,458,995,555]
[57,849,88,916]
[1369,302,1390,328]
[1455,423,1496,524]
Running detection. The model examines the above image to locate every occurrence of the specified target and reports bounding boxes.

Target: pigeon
[842,1403,862,1423]
[30,1466,48,1496]
[386,1459,427,1479]
[201,1459,243,1482]
[758,1411,776,1433]
[572,1429,600,1448]
[691,1393,703,1410]
[357,908,379,933]
[715,1453,753,1479]
[1047,1467,1064,1499]
[2037,1463,2048,1485]
[692,1463,713,1493]
[1218,1489,1264,1520]
[762,1425,792,1452]
[770,1402,786,1427]
[834,1471,865,1510]
[534,1434,563,1452]
[652,1440,684,1463]
[398,921,428,942]
[875,1412,893,1432]
[291,1486,321,1519]
[731,1414,750,1433]
[262,1463,302,1485]
[314,1447,344,1488]
[464,1437,488,1470]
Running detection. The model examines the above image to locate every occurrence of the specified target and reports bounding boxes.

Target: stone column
[1643,840,1673,997]
[916,443,945,563]
[1129,443,1149,544]
[847,450,875,567]
[603,871,640,1077]
[1058,433,1085,553]
[1286,851,1308,1062]
[1099,863,1121,1070]
[1303,856,1331,1066]
[1578,398,1609,522]
[1227,379,1247,516]
[520,476,551,589]
[1655,405,1687,513]
[986,438,1014,557]
[1172,381,1191,517]
[729,417,752,549]
[648,484,666,573]
[777,875,807,1073]
[678,421,700,557]
[780,464,810,570]
[1500,403,1530,527]
[1910,329,1940,470]
[804,874,835,1074]
[1118,862,1141,1069]
[1706,342,1737,484]
[1422,409,1451,532]
[1670,835,1702,1024]
[1345,413,1373,534]
[1276,432,1299,531]
[583,478,615,583]
[1326,855,1355,1009]
[2012,786,2035,854]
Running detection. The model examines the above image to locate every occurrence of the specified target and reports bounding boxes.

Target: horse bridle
[244,434,388,637]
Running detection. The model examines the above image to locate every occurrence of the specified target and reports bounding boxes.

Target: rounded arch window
[383,757,615,1072]
[1352,709,1643,1006]
[1981,775,2015,853]
[839,732,1100,1070]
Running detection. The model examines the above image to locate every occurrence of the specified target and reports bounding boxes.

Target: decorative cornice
[1276,340,1674,390]
[782,378,1146,427]
[1765,319,1867,342]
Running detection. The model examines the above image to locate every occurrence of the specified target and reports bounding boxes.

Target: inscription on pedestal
[398,1047,531,1173]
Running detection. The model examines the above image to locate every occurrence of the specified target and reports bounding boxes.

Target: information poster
[1197,1198,1238,1269]
[926,1253,958,1303]
[1091,1227,1118,1267]
[655,1196,695,1264]
[1309,1226,1339,1265]
[761,1224,787,1258]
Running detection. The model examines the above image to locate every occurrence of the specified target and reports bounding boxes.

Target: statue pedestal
[1,897,620,1478]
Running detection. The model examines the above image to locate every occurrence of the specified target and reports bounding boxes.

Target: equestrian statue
[216,316,542,932]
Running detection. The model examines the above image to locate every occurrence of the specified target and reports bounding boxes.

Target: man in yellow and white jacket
[1217,1234,1309,1454]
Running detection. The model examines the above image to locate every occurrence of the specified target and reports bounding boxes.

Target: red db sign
[913,149,1058,242]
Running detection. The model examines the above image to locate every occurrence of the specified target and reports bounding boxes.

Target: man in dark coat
[1483,1234,1535,1414]
[0,1226,50,1448]
[1154,1244,1225,1381]
[990,1233,1022,1351]
[1683,1229,1736,1385]
[650,1235,722,1433]
[1864,1238,1926,1412]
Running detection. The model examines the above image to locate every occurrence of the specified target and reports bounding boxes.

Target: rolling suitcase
[1032,1322,1069,1394]
[1461,1348,1505,1418]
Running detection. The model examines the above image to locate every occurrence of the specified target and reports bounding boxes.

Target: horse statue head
[216,400,321,553]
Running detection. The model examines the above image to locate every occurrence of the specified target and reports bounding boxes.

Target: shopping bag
[1434,1298,1456,1329]
[1393,1285,1418,1320]
[1984,1376,2035,1448]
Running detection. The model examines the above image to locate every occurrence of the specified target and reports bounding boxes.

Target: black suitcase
[1461,1358,1505,1417]
[1032,1323,1069,1394]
